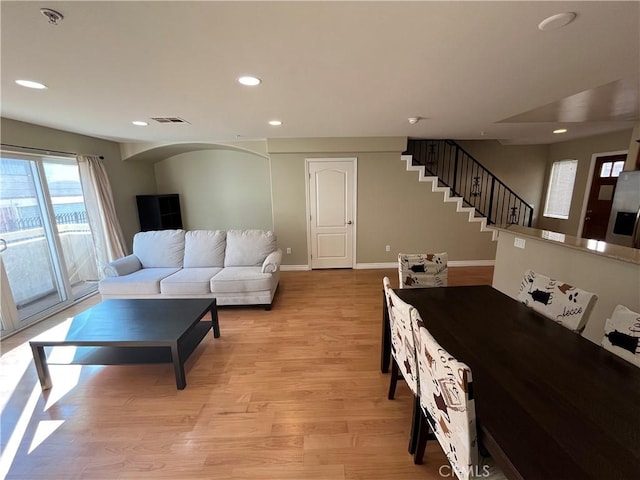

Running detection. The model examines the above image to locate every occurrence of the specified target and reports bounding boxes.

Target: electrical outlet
[514,237,526,249]
[286,247,292,254]
[385,245,391,252]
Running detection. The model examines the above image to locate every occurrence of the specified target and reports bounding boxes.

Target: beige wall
[537,129,633,236]
[457,140,548,224]
[268,137,496,266]
[8,117,632,265]
[269,151,310,265]
[154,149,273,231]
[0,118,156,248]
[357,153,497,263]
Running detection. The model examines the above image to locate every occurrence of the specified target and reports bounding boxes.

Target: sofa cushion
[98,268,180,295]
[133,230,185,268]
[210,267,273,293]
[183,230,226,268]
[160,267,223,295]
[224,230,277,267]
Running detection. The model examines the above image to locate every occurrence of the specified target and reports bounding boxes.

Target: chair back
[602,304,640,367]
[517,269,597,333]
[398,253,448,289]
[414,313,477,480]
[383,276,418,395]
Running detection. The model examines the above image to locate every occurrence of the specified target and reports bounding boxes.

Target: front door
[307,159,356,269]
[582,154,626,241]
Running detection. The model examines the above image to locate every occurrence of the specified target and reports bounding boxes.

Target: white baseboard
[355,260,495,269]
[355,263,396,269]
[280,264,310,271]
[448,260,495,267]
[282,260,495,271]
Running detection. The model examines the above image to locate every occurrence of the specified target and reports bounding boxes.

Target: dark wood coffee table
[30,298,219,390]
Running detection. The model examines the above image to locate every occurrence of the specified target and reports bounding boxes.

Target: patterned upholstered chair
[383,276,418,398]
[412,310,506,479]
[398,253,448,289]
[602,305,640,367]
[382,276,421,453]
[517,269,598,333]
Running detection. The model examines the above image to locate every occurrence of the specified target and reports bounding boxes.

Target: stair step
[404,139,533,231]
[402,154,496,241]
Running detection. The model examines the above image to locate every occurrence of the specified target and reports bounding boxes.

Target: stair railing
[405,139,533,227]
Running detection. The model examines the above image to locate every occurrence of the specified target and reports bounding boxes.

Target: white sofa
[98,229,282,309]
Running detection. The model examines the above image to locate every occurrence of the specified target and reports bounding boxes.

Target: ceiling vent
[150,117,190,124]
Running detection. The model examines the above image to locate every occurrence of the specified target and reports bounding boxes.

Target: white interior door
[307,159,356,269]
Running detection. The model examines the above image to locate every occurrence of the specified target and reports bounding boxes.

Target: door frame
[0,257,20,336]
[577,150,627,239]
[305,157,358,269]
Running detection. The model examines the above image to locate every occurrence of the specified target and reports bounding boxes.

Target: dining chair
[602,304,640,367]
[398,253,448,289]
[517,269,598,333]
[412,311,506,479]
[382,276,421,454]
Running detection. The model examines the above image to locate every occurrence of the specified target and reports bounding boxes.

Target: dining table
[381,285,640,480]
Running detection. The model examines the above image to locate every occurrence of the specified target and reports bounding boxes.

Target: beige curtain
[77,155,127,274]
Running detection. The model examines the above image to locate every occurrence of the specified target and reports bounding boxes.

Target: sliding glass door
[0,152,99,336]
[43,159,99,300]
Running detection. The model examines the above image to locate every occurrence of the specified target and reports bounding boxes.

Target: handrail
[405,139,534,227]
[444,140,532,209]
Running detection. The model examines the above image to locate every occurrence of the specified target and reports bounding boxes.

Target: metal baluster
[453,145,459,196]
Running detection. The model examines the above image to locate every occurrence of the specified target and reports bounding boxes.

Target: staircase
[403,139,533,239]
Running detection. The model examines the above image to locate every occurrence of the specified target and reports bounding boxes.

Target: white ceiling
[1,1,639,146]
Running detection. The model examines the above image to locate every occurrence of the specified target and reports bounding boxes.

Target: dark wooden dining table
[381,285,640,480]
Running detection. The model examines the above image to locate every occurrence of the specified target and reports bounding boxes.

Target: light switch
[514,237,526,249]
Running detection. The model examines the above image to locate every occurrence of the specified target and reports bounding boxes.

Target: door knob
[585,217,591,221]
[347,221,353,225]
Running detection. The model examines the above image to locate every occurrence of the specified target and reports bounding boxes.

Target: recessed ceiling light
[132,120,148,126]
[553,128,568,134]
[15,79,47,89]
[268,120,283,126]
[238,76,261,86]
[538,12,577,31]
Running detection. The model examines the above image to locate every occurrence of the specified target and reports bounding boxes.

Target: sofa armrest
[103,254,142,277]
[261,249,283,273]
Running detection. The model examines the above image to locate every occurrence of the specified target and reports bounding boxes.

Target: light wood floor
[1,267,493,480]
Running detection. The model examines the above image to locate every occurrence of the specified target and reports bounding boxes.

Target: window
[543,159,578,219]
